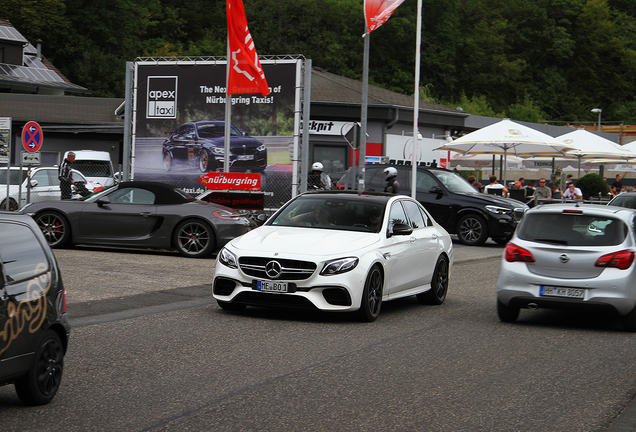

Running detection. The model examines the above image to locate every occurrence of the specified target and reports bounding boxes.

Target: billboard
[131,58,303,203]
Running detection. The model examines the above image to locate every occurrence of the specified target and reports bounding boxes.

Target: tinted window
[609,195,636,209]
[0,222,48,283]
[518,213,627,246]
[31,169,50,187]
[416,171,438,193]
[402,200,426,229]
[108,187,156,204]
[430,170,478,194]
[389,201,409,229]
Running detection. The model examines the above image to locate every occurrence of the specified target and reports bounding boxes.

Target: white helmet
[312,162,324,172]
[384,166,397,181]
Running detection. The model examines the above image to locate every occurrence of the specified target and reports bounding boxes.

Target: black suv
[337,164,527,245]
[0,212,70,405]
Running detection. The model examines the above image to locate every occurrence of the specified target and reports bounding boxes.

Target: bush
[575,173,609,199]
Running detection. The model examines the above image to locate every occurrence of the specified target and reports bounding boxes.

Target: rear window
[517,213,627,246]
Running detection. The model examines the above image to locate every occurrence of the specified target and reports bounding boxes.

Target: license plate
[256,280,288,292]
[540,286,585,299]
[237,155,253,161]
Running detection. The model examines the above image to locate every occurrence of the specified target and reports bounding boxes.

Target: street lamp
[592,108,602,132]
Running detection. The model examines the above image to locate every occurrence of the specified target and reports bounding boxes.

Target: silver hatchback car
[496,204,636,331]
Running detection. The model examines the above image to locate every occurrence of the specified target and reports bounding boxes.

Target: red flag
[364,0,405,33]
[226,0,270,96]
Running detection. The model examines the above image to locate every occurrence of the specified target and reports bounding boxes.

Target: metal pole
[359,28,370,194]
[298,59,311,195]
[224,40,231,173]
[411,0,422,198]
[122,61,133,181]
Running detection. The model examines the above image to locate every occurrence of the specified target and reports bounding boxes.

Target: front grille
[214,277,237,296]
[231,147,257,156]
[239,257,317,281]
[234,292,317,309]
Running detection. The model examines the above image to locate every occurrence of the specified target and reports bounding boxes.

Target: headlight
[320,257,359,276]
[257,144,266,152]
[485,205,512,215]
[218,248,238,269]
[210,146,225,155]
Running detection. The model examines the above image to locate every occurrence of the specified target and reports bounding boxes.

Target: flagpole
[359,27,370,193]
[411,0,422,198]
[224,40,231,173]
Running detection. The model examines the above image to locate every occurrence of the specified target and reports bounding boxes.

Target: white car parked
[213,190,454,322]
[0,166,94,210]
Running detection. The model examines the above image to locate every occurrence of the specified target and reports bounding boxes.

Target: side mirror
[389,223,413,237]
[29,179,38,188]
[96,196,110,207]
[429,186,444,195]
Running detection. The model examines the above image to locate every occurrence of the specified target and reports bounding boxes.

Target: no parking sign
[21,121,43,153]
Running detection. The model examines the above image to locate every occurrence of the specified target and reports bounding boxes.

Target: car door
[382,200,422,296]
[400,199,439,288]
[79,186,158,239]
[171,125,190,161]
[415,170,452,229]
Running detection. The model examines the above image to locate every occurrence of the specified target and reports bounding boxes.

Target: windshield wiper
[532,238,568,245]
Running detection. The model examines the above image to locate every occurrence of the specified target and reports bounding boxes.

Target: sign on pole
[22,121,43,153]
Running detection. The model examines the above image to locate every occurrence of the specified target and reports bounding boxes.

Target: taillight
[213,210,239,219]
[335,184,345,190]
[595,249,635,270]
[505,242,535,263]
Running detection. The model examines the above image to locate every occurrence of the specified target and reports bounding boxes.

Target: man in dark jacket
[58,152,76,199]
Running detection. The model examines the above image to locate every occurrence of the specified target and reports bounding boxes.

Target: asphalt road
[1,241,636,431]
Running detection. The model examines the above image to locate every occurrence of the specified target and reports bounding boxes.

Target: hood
[228,226,379,257]
[203,136,262,149]
[454,191,526,208]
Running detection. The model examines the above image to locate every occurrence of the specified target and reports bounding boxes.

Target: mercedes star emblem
[265,260,282,279]
[559,253,570,263]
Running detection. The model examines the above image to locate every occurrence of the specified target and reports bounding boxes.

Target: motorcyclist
[383,166,400,194]
[308,162,332,190]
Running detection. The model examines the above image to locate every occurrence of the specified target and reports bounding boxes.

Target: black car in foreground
[162,120,267,173]
[338,164,528,245]
[0,212,70,405]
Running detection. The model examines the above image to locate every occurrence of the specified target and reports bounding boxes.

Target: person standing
[58,152,76,199]
[383,167,400,194]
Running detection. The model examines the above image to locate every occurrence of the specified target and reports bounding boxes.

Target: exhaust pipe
[527,303,539,310]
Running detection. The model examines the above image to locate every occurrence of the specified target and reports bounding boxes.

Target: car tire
[357,266,383,322]
[35,211,71,248]
[1,197,18,211]
[217,300,247,311]
[163,151,173,171]
[173,219,216,258]
[417,255,449,305]
[199,150,214,172]
[14,330,64,406]
[457,214,488,246]
[497,300,520,323]
[621,305,636,332]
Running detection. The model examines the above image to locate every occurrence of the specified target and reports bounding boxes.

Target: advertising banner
[198,172,261,191]
[199,191,265,210]
[0,117,10,164]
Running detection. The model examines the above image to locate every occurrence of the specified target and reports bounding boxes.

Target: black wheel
[35,211,71,248]
[217,300,247,311]
[621,305,636,332]
[357,266,383,322]
[457,214,488,246]
[173,219,216,258]
[1,197,18,211]
[15,330,64,406]
[163,151,173,171]
[497,300,520,323]
[417,255,449,305]
[199,150,214,172]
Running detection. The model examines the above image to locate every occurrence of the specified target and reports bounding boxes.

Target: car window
[0,222,49,283]
[419,207,433,226]
[0,169,28,185]
[402,200,427,229]
[108,187,156,204]
[517,213,627,246]
[430,170,478,194]
[31,169,50,187]
[389,201,409,229]
[416,171,438,193]
[609,195,636,209]
[197,123,225,138]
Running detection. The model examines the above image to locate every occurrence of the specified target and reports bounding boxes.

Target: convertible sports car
[162,120,267,173]
[213,190,453,321]
[21,181,250,258]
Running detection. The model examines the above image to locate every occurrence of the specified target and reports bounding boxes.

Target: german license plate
[237,155,253,161]
[256,280,288,292]
[540,286,585,299]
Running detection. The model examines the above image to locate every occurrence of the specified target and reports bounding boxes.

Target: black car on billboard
[162,120,267,173]
[337,164,528,245]
[0,211,70,405]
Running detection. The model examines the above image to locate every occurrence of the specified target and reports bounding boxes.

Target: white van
[63,150,116,187]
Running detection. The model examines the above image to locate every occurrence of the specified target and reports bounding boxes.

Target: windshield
[430,170,479,194]
[269,196,385,233]
[197,123,240,138]
[517,213,627,246]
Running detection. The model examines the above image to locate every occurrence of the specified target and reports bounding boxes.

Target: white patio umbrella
[549,129,636,178]
[435,118,573,184]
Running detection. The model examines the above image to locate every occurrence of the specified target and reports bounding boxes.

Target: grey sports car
[20,181,250,258]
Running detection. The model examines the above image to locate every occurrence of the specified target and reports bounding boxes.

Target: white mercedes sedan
[212,190,453,322]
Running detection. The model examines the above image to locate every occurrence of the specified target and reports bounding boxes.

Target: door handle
[410,236,416,243]
[139,212,152,217]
